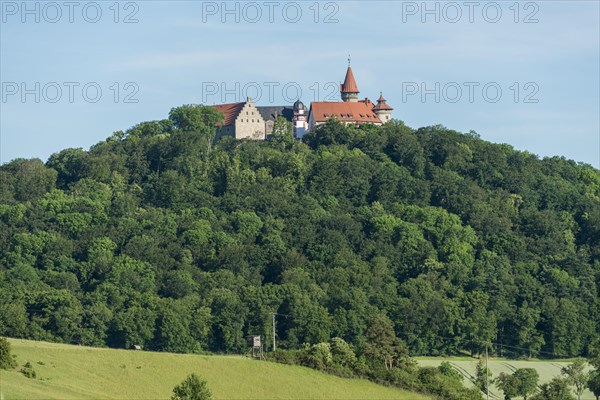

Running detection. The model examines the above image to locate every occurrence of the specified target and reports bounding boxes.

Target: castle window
[348,114,353,118]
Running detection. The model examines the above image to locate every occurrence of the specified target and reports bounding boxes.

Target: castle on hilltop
[212,62,394,140]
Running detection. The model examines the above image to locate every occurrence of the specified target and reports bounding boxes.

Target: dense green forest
[1,105,599,361]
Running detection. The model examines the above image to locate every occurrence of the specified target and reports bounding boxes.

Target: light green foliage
[171,373,212,400]
[415,366,483,400]
[330,337,357,368]
[230,211,263,239]
[169,104,223,133]
[271,116,294,149]
[168,104,223,153]
[562,359,590,400]
[439,361,463,382]
[304,342,333,370]
[371,214,402,234]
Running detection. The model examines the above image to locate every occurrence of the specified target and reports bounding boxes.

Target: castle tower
[340,58,360,102]
[292,99,308,138]
[373,92,394,123]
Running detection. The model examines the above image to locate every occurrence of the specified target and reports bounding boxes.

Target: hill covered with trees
[1,105,599,362]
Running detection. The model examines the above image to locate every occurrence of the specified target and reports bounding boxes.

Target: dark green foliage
[589,343,600,400]
[266,349,302,365]
[21,361,37,378]
[495,368,539,400]
[513,368,540,400]
[0,107,598,365]
[0,337,17,369]
[475,359,492,393]
[0,158,57,203]
[171,373,212,400]
[532,377,575,400]
[495,372,519,399]
[363,314,410,370]
[588,370,600,400]
[266,336,482,400]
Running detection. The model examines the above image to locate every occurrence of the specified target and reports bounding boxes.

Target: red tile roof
[310,102,382,124]
[360,98,375,110]
[340,67,359,93]
[212,102,245,126]
[373,103,393,111]
[372,93,394,111]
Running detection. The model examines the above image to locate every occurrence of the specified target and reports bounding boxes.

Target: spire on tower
[340,63,360,102]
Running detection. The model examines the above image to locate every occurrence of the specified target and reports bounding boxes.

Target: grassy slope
[1,339,430,400]
[417,358,595,400]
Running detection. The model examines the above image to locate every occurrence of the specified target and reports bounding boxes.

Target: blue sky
[1,1,599,167]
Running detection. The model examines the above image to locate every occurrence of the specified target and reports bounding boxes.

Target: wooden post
[485,342,489,400]
[272,313,276,352]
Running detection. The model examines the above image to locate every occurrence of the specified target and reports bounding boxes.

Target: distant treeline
[1,105,599,359]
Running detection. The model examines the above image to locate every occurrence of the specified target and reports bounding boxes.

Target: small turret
[372,92,393,123]
[292,99,308,139]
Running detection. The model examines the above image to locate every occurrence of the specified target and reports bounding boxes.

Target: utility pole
[485,342,489,400]
[271,313,276,351]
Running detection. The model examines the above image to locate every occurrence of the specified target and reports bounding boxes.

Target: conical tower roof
[340,67,359,93]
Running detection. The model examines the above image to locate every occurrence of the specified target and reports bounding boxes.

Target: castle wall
[377,110,392,123]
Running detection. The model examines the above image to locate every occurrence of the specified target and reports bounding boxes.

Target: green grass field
[0,339,430,400]
[417,357,595,400]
